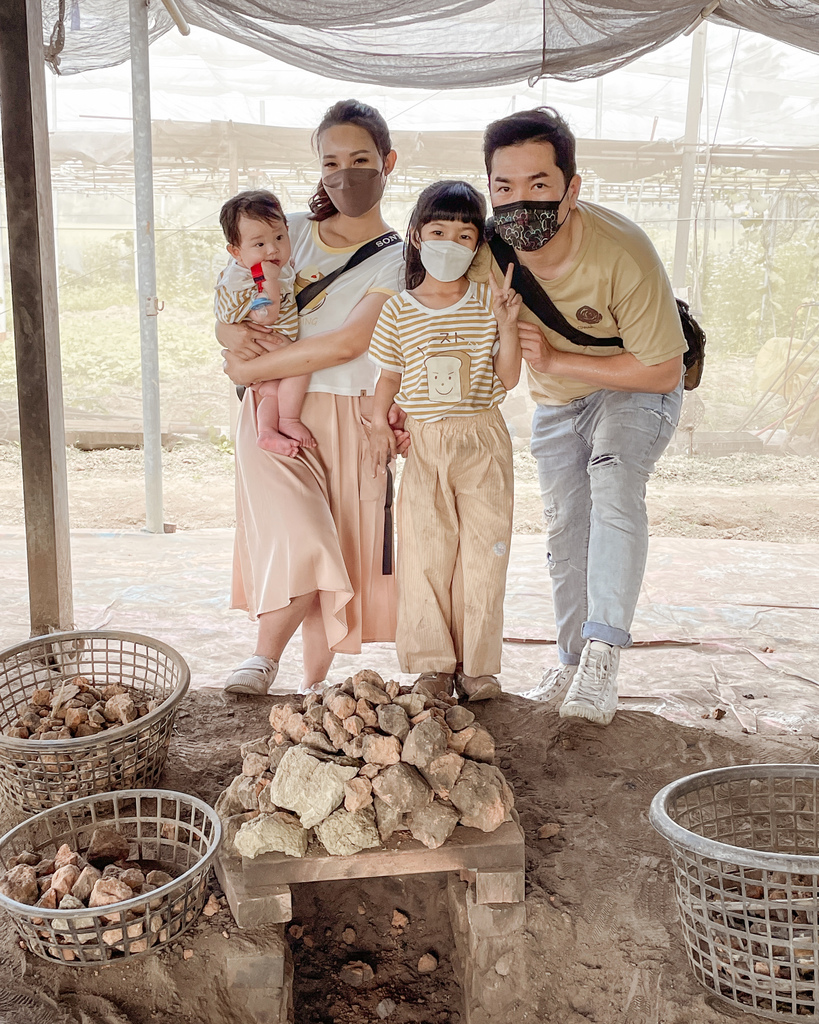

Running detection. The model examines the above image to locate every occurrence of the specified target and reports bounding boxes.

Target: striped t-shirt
[214,259,299,341]
[369,281,505,422]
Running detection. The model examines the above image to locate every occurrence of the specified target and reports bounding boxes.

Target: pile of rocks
[3,679,163,740]
[0,826,186,960]
[217,669,514,858]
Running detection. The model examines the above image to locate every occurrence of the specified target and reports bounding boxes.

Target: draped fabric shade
[43,0,819,84]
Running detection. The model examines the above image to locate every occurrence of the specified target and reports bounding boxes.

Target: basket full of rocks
[217,669,515,858]
[0,789,221,964]
[0,631,189,811]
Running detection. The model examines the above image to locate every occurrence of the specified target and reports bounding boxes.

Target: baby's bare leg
[278,374,316,449]
[254,385,301,458]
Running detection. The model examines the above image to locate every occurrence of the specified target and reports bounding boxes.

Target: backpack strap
[486,226,623,349]
[296,230,402,312]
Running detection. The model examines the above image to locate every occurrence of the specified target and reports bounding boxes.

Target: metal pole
[672,23,707,294]
[129,0,164,533]
[593,78,603,203]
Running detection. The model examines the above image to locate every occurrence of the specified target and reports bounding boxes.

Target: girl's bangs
[424,191,485,226]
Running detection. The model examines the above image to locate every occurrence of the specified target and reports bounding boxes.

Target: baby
[215,189,314,455]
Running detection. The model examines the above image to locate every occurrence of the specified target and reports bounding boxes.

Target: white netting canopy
[42,0,819,84]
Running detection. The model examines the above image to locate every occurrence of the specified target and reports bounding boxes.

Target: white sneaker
[559,641,620,725]
[224,655,279,695]
[522,663,577,704]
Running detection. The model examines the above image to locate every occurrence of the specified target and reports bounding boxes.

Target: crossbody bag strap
[296,229,402,312]
[486,226,623,350]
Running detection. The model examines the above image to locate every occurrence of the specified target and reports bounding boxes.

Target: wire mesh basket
[0,631,190,812]
[650,764,819,1022]
[0,789,221,965]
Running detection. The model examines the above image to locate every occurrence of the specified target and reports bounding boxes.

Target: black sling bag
[487,228,705,390]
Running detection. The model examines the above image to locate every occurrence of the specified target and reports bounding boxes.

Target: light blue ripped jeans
[529,382,683,665]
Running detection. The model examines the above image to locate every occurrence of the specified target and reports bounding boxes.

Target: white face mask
[419,239,476,282]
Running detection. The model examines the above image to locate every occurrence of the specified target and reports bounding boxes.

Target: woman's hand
[519,321,559,375]
[388,403,411,457]
[369,421,397,477]
[488,263,522,327]
[216,320,278,360]
[222,348,260,387]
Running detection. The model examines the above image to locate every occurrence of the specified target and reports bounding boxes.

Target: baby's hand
[488,263,522,326]
[261,260,283,281]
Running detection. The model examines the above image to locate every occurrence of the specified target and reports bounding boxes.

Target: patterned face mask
[492,185,570,252]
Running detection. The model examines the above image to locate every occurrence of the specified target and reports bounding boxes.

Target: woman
[219,99,406,695]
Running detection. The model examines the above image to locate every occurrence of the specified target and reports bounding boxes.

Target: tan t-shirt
[475,201,686,406]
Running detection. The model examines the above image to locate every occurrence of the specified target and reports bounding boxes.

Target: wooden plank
[0,0,73,633]
[241,820,525,888]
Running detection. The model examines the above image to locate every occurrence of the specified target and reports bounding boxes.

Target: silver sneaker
[559,641,619,725]
[224,655,279,695]
[522,663,577,704]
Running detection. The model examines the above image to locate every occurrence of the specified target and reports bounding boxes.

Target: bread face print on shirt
[294,266,326,314]
[424,351,471,403]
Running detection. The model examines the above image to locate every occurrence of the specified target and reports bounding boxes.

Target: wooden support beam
[0,0,73,634]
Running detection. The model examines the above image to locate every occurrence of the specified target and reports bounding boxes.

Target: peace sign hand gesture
[488,263,522,328]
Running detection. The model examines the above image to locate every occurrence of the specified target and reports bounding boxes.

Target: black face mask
[492,184,570,252]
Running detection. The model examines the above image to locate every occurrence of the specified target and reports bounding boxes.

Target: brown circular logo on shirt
[576,305,603,324]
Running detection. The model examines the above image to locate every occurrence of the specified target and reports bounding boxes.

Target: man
[484,107,686,725]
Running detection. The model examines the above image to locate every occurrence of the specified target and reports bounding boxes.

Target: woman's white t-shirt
[288,212,404,396]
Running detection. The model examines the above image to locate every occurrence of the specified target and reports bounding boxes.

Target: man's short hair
[483,106,577,186]
[219,189,286,247]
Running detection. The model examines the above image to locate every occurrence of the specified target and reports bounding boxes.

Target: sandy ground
[1,442,819,543]
[2,689,818,1024]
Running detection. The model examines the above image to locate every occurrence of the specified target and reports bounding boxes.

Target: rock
[215,774,260,816]
[323,711,350,749]
[242,752,269,777]
[269,745,358,829]
[76,722,103,737]
[343,714,364,736]
[407,800,459,849]
[31,688,52,707]
[240,737,270,758]
[352,669,386,690]
[359,763,379,780]
[284,712,309,744]
[146,870,174,887]
[269,704,295,733]
[447,725,476,755]
[257,782,278,813]
[377,704,410,742]
[269,741,294,771]
[420,752,464,798]
[234,811,309,859]
[339,959,375,988]
[445,705,475,731]
[418,952,438,974]
[10,851,40,868]
[119,868,145,889]
[36,888,58,910]
[63,707,89,732]
[202,894,220,917]
[5,726,30,738]
[0,864,38,904]
[103,693,137,726]
[54,844,80,870]
[374,796,403,842]
[51,682,80,707]
[401,718,448,769]
[353,679,391,706]
[377,997,397,1018]
[342,927,356,943]
[86,827,130,867]
[392,909,409,929]
[301,730,338,755]
[88,877,136,922]
[449,762,514,831]
[303,692,322,710]
[326,693,357,721]
[58,894,85,910]
[344,776,373,813]
[342,736,365,759]
[537,822,561,840]
[71,866,102,902]
[314,806,380,856]
[50,865,81,898]
[305,705,326,729]
[183,948,194,960]
[371,763,433,815]
[361,733,402,766]
[356,700,379,727]
[463,724,496,764]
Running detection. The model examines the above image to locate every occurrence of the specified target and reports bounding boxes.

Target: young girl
[368,180,522,701]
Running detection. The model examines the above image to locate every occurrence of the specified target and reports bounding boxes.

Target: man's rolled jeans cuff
[559,649,581,666]
[581,621,632,649]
